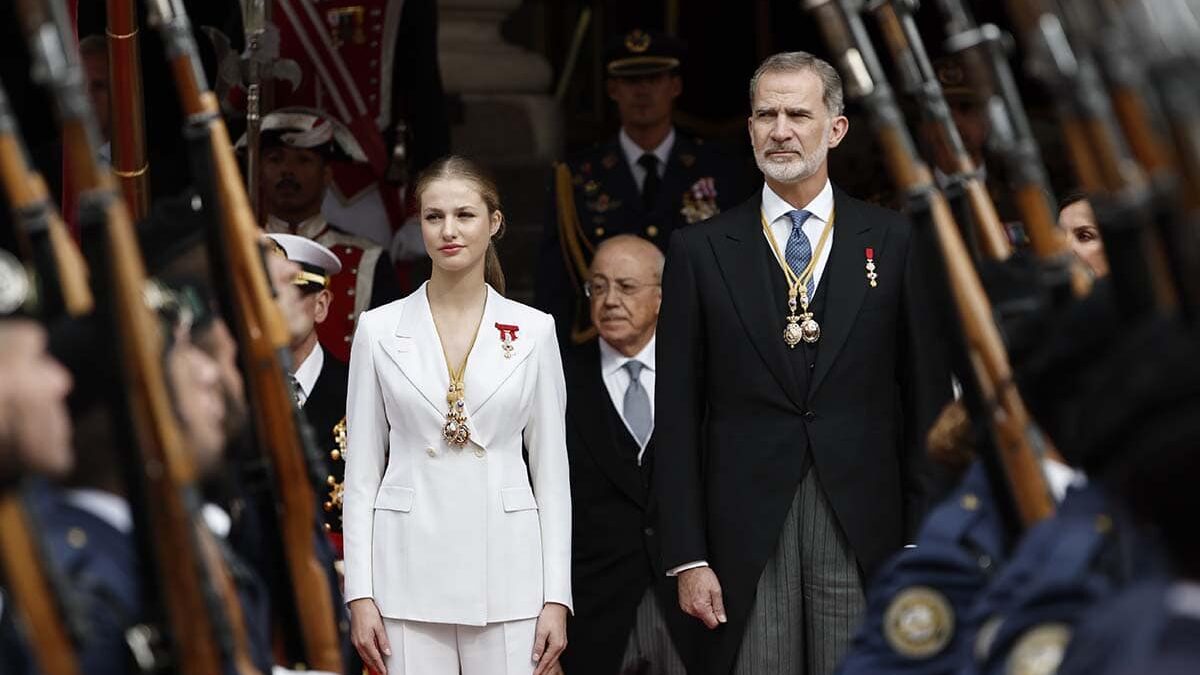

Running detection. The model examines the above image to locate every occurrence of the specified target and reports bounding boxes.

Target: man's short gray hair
[749,51,844,117]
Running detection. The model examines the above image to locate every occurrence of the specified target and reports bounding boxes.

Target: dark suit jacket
[302,347,350,534]
[654,188,950,674]
[560,341,695,675]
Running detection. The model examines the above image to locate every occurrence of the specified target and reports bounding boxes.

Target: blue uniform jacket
[838,462,1007,674]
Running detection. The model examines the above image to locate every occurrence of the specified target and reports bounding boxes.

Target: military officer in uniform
[266,233,352,548]
[536,29,753,344]
[271,0,451,257]
[251,107,403,362]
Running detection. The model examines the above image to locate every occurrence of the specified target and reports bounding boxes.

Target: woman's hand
[349,598,392,674]
[532,602,568,675]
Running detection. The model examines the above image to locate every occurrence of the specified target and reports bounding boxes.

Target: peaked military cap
[237,107,368,163]
[606,29,685,77]
[265,233,342,292]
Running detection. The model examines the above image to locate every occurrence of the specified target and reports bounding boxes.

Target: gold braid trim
[554,163,599,344]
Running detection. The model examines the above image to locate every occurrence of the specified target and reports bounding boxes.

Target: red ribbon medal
[495,323,520,358]
[865,248,878,288]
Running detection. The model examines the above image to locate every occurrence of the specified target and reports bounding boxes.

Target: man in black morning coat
[653,52,950,674]
[561,235,693,675]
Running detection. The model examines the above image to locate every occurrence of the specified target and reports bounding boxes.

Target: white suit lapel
[380,285,450,421]
[462,286,536,448]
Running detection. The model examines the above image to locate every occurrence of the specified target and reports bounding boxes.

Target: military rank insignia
[1004,623,1071,675]
[883,586,955,658]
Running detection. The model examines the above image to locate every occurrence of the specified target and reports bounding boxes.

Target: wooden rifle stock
[106,0,150,219]
[0,489,79,675]
[869,0,1012,261]
[806,0,1056,527]
[16,1,258,673]
[1005,0,1178,314]
[147,0,343,669]
[930,0,1091,296]
[0,79,93,316]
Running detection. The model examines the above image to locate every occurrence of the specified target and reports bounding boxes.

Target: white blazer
[342,283,572,626]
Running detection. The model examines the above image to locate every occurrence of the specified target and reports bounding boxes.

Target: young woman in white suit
[344,156,571,675]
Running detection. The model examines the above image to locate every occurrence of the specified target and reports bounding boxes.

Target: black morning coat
[560,340,696,675]
[653,187,952,674]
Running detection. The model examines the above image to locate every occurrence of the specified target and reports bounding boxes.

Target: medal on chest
[763,208,836,348]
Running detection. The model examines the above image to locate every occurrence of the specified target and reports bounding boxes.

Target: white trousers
[383,617,538,675]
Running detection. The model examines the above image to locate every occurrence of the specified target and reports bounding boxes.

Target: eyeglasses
[583,278,661,299]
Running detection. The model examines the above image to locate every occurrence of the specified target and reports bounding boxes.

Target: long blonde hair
[413,155,507,295]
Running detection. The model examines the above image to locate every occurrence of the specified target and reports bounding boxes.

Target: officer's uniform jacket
[342,283,573,625]
[839,461,1008,672]
[272,0,450,238]
[536,130,751,343]
[267,214,402,362]
[957,483,1160,675]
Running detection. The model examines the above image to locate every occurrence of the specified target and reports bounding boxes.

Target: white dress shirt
[293,343,325,407]
[619,127,675,192]
[598,335,656,462]
[761,179,836,292]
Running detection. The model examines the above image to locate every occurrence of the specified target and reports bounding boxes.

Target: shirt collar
[265,213,328,239]
[599,334,657,377]
[761,178,834,226]
[63,488,134,535]
[294,343,325,399]
[619,127,676,169]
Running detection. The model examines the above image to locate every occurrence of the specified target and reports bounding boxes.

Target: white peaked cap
[266,233,343,278]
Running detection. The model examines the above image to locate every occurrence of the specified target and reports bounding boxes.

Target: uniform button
[348,313,356,321]
[803,410,816,422]
[370,59,379,67]
[646,225,659,237]
[344,335,352,342]
[348,289,356,297]
[594,227,605,237]
[66,527,88,549]
[426,447,436,457]
[961,493,980,511]
[643,526,655,537]
[344,247,353,254]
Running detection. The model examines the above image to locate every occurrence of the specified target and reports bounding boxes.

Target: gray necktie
[622,360,652,446]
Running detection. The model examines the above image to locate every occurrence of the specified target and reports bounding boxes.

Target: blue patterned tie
[785,209,816,299]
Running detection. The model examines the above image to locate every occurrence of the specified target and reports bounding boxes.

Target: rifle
[805,0,1057,529]
[0,486,80,675]
[1070,0,1200,318]
[0,78,92,317]
[146,0,343,669]
[106,0,150,219]
[1004,0,1177,319]
[933,0,1091,297]
[866,0,1012,261]
[16,0,259,672]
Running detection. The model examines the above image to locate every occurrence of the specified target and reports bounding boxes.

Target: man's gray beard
[755,147,827,184]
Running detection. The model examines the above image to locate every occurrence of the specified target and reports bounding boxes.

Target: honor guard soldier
[266,233,352,553]
[536,29,752,344]
[250,107,403,362]
[271,0,451,254]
